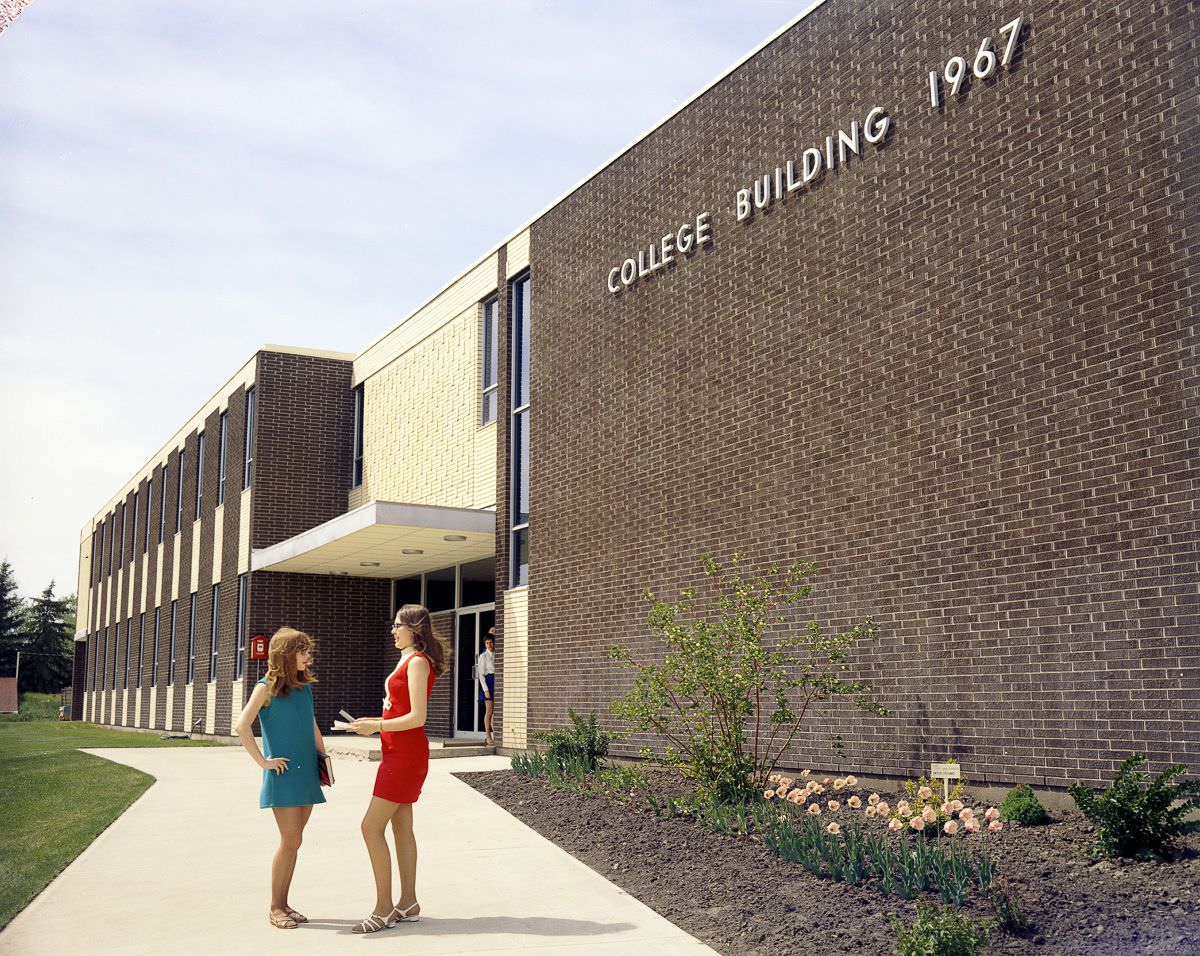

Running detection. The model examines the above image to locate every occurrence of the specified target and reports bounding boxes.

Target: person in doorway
[478,628,496,746]
[346,603,446,934]
[233,627,326,930]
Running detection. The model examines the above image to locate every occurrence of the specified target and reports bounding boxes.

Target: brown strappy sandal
[269,910,298,929]
[284,907,308,924]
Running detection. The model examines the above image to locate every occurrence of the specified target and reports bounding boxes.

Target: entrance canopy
[251,501,495,579]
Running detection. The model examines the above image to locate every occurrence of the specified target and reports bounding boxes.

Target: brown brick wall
[249,571,392,734]
[528,0,1198,787]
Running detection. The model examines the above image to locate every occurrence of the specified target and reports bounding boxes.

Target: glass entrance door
[454,605,495,738]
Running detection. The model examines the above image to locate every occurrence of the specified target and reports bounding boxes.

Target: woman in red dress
[347,603,445,934]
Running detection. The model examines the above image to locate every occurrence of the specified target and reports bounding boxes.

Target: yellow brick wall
[352,303,497,511]
[501,586,528,749]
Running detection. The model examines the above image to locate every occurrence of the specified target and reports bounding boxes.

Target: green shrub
[1068,752,1200,858]
[998,784,1048,825]
[533,708,609,772]
[610,551,887,804]
[891,902,992,956]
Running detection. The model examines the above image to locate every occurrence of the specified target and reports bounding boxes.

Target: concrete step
[325,741,498,762]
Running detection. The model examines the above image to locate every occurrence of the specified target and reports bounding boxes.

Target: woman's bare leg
[484,699,494,743]
[270,806,310,916]
[390,802,419,914]
[360,796,399,916]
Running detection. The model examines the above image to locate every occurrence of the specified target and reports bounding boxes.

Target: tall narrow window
[118,504,126,567]
[168,600,178,686]
[92,529,100,584]
[187,593,197,683]
[111,623,120,690]
[509,272,531,586]
[159,463,167,543]
[137,612,145,688]
[351,385,364,487]
[481,296,499,424]
[109,510,118,572]
[235,575,248,680]
[243,386,256,489]
[130,492,139,558]
[144,478,152,553]
[194,431,205,519]
[217,411,228,505]
[102,627,109,690]
[210,583,220,680]
[151,608,160,685]
[124,617,132,688]
[175,449,186,534]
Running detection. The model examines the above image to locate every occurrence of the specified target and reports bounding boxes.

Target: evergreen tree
[19,582,74,693]
[0,560,25,674]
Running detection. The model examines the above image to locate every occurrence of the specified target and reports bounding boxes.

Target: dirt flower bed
[457,769,1200,956]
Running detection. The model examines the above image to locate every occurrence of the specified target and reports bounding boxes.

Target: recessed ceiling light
[359,561,381,567]
[443,534,467,542]
[402,548,424,555]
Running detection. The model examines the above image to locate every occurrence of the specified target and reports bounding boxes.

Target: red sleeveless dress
[373,650,437,804]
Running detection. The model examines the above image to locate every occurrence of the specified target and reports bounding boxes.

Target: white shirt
[477,648,495,695]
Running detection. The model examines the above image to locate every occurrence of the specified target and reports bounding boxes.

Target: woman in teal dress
[234,627,326,930]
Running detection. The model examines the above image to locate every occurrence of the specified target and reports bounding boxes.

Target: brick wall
[249,571,392,734]
[528,0,1198,787]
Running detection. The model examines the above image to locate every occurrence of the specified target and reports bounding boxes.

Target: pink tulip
[848,795,862,809]
[921,806,938,824]
[909,816,926,831]
[964,819,981,834]
[827,800,841,812]
[826,822,841,835]
[865,805,877,818]
[943,820,959,835]
[808,803,821,815]
[941,802,955,816]
[823,777,832,786]
[958,807,975,821]
[917,786,933,800]
[951,799,964,812]
[846,775,858,787]
[868,793,880,806]
[779,777,794,789]
[988,820,1003,833]
[985,807,1000,822]
[888,817,904,832]
[833,778,846,790]
[876,802,891,815]
[764,789,776,800]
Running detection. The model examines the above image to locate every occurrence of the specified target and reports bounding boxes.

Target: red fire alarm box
[249,635,268,661]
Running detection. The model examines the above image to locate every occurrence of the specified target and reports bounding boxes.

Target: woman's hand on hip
[263,757,289,774]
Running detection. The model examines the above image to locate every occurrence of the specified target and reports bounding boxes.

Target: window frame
[351,385,364,488]
[508,272,531,587]
[210,583,220,681]
[243,386,256,489]
[481,295,499,425]
[235,575,248,680]
[168,600,178,687]
[175,449,186,535]
[194,431,205,520]
[218,411,228,505]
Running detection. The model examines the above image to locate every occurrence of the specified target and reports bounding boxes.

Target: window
[210,584,220,680]
[509,272,531,586]
[217,412,228,505]
[91,529,100,584]
[111,623,119,690]
[235,575,247,679]
[124,617,132,688]
[158,463,167,543]
[109,510,117,573]
[243,386,256,489]
[137,613,145,688]
[351,385,364,487]
[102,627,109,690]
[144,478,152,553]
[151,608,160,685]
[481,296,499,424]
[168,600,178,686]
[194,431,205,519]
[187,593,197,683]
[118,504,126,567]
[175,449,186,534]
[130,492,138,558]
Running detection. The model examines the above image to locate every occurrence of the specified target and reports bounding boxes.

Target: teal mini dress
[256,679,326,809]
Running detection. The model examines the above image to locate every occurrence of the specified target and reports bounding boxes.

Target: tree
[0,560,26,674]
[19,582,74,693]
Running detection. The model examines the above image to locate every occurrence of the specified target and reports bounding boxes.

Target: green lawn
[0,692,62,722]
[0,720,223,929]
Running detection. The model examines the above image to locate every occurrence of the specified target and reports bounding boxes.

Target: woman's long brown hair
[262,627,317,705]
[396,604,447,677]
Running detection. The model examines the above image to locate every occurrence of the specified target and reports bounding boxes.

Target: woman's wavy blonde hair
[262,627,317,706]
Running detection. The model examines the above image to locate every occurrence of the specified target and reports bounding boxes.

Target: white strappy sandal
[351,912,392,935]
[388,901,421,923]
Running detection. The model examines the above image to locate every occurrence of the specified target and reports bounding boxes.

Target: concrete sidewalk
[0,747,715,956]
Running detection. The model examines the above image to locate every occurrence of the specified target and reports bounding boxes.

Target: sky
[0,0,814,599]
